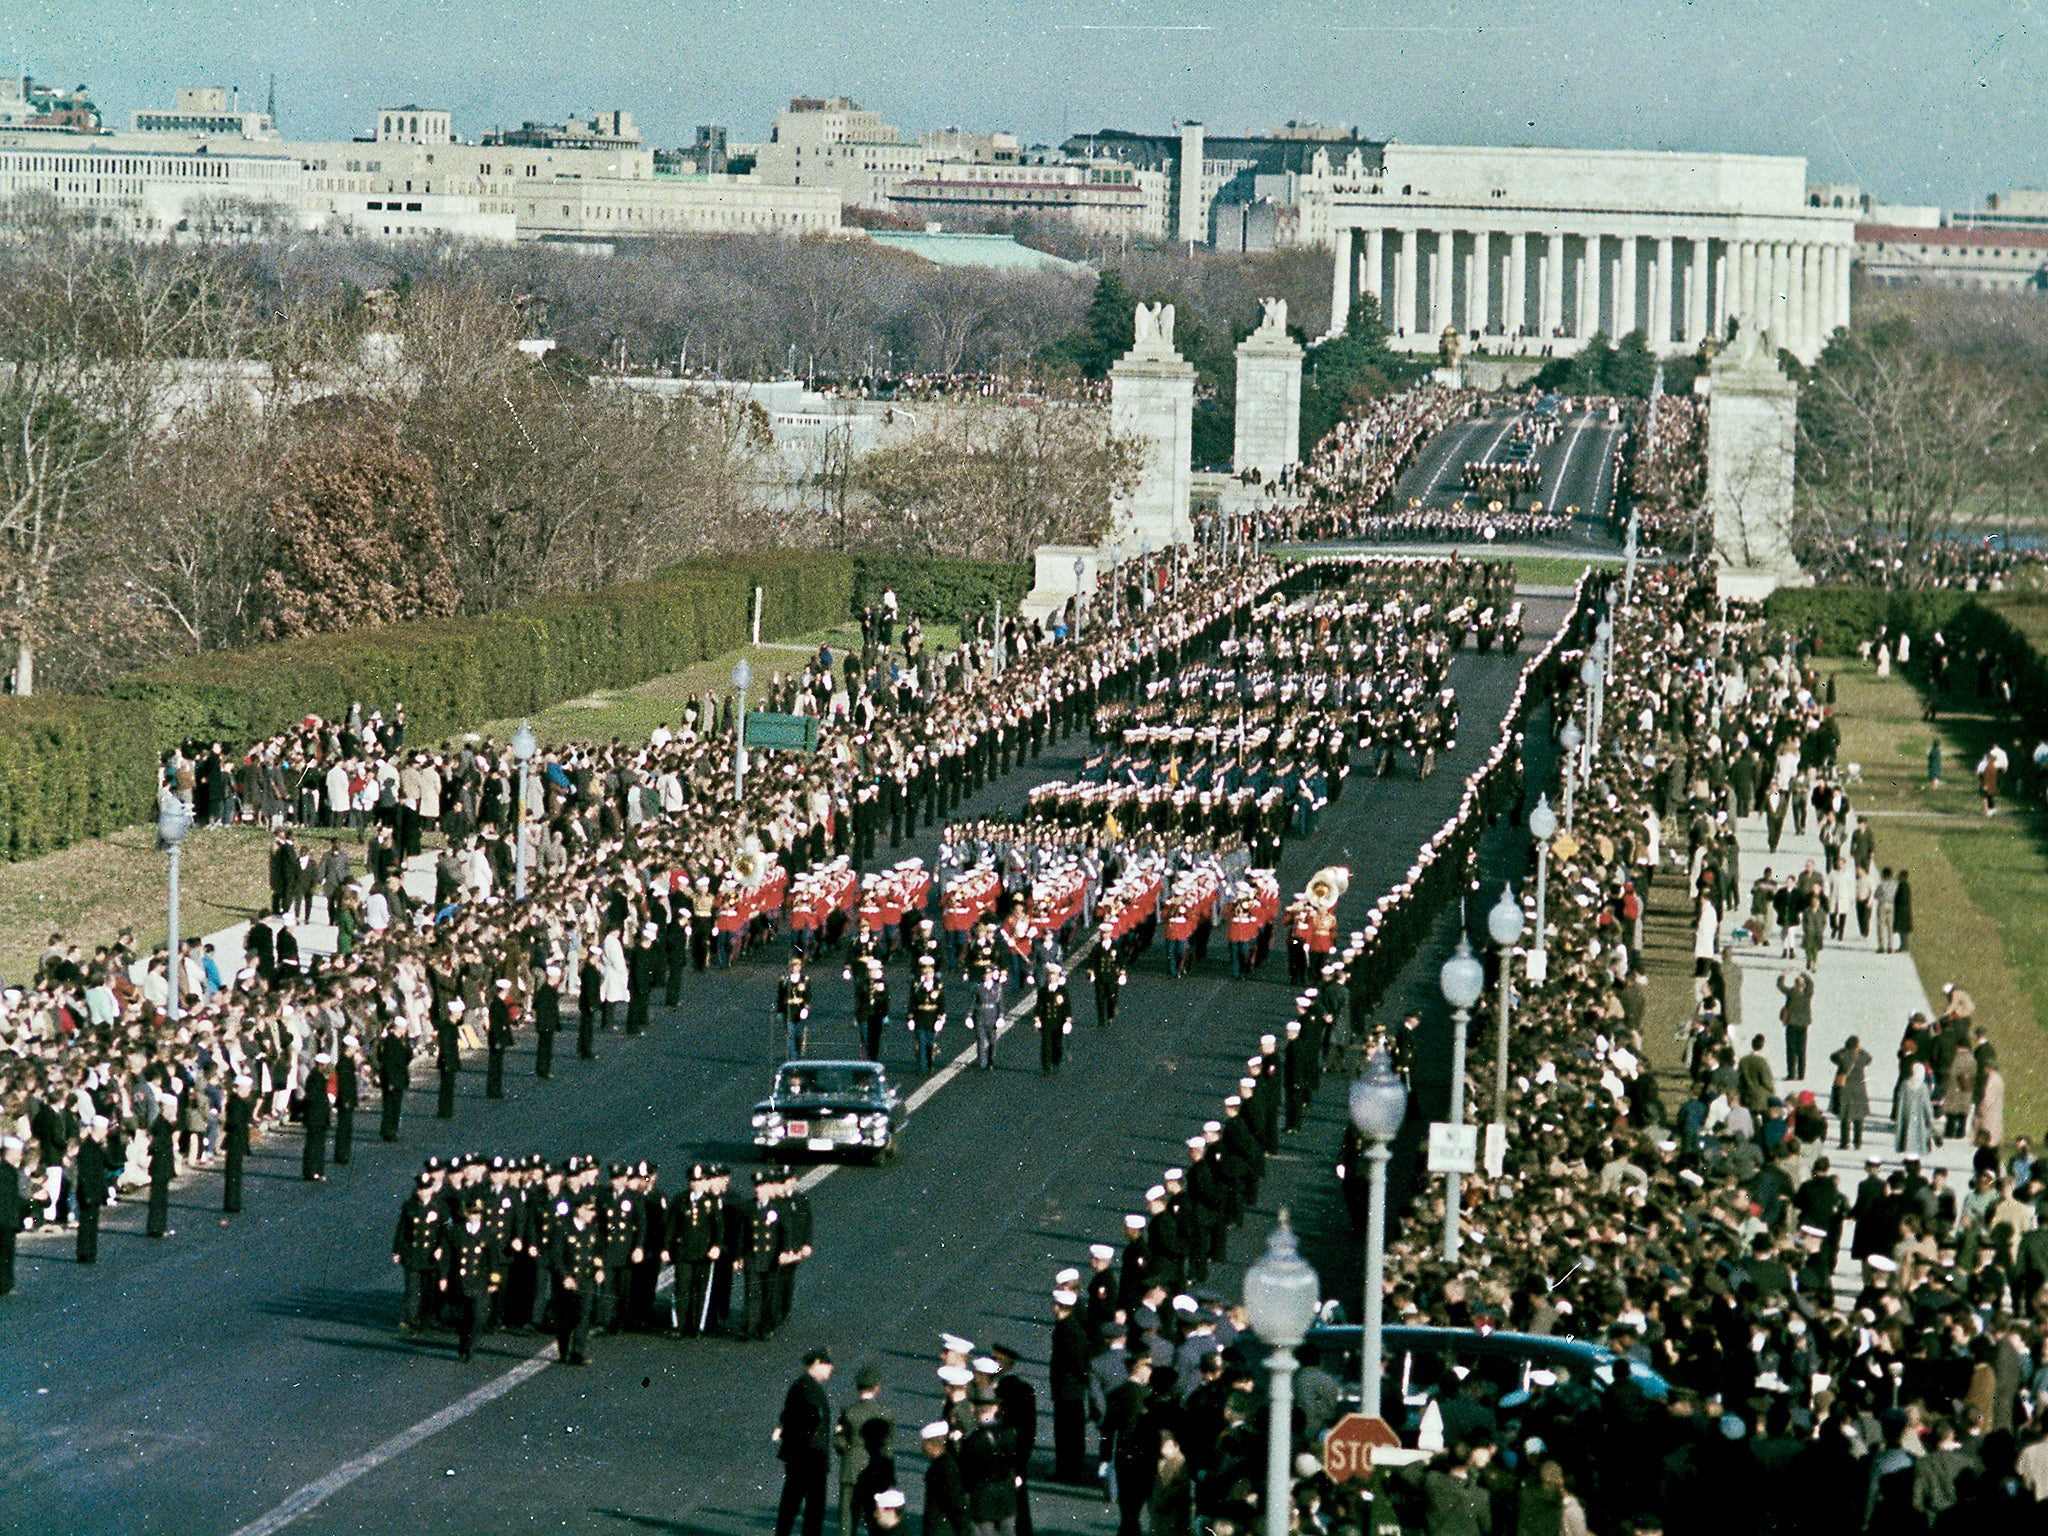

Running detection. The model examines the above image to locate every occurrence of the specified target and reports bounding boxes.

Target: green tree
[1606,330,1658,397]
[1297,295,1422,455]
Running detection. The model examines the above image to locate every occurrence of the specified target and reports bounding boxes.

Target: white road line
[237,939,1095,1530]
[1543,413,1591,512]
[224,1345,556,1536]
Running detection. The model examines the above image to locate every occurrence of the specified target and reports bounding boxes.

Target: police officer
[973,968,1003,1072]
[447,1197,499,1362]
[392,1173,445,1331]
[672,1163,724,1337]
[1087,931,1122,1027]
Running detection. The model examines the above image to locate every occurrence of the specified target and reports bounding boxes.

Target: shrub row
[0,697,159,862]
[1761,586,1969,658]
[845,555,1032,625]
[1939,597,2048,737]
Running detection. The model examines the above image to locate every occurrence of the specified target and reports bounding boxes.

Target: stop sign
[1321,1413,1400,1483]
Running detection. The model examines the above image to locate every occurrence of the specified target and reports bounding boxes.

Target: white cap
[1868,1254,1899,1273]
[1089,1243,1114,1261]
[1052,1288,1080,1306]
[1260,1034,1277,1051]
[875,1491,906,1511]
[1123,1214,1145,1231]
[937,1365,973,1387]
[1171,1294,1199,1315]
[1054,1266,1081,1285]
[941,1332,975,1354]
[972,1357,1000,1375]
[921,1422,952,1441]
[1145,1185,1167,1203]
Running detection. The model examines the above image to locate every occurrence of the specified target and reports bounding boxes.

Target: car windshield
[777,1065,879,1098]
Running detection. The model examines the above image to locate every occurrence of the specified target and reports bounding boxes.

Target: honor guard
[1035,964,1072,1075]
[778,957,812,1060]
[908,956,946,1076]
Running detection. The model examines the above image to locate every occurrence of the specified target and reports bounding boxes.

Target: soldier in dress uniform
[597,1161,642,1333]
[1084,1243,1119,1333]
[392,1173,445,1331]
[845,953,887,1062]
[1115,1213,1151,1314]
[779,957,813,1060]
[548,1192,604,1364]
[774,1167,814,1330]
[435,998,463,1119]
[739,1169,783,1339]
[1142,1182,1185,1296]
[908,956,946,1076]
[1035,964,1072,1075]
[629,1162,669,1332]
[447,1197,500,1362]
[672,1163,724,1337]
[500,1159,542,1331]
[972,967,1003,1072]
[1087,932,1122,1027]
[1048,1286,1092,1485]
[990,1343,1038,1536]
[74,1117,109,1264]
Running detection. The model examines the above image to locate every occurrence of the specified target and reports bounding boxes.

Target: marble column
[1618,234,1639,338]
[1807,245,1826,356]
[1712,246,1729,340]
[1734,241,1753,330]
[1576,239,1595,341]
[1771,242,1790,344]
[1429,231,1450,336]
[1510,231,1528,340]
[1543,232,1564,338]
[1651,236,1674,348]
[1329,230,1352,338]
[1364,228,1384,323]
[1396,228,1418,336]
[1473,229,1492,333]
[1832,243,1852,332]
[1686,240,1710,345]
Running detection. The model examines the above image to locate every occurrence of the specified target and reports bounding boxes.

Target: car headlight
[752,1113,768,1128]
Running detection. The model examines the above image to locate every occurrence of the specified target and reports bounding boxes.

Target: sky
[13,0,2048,210]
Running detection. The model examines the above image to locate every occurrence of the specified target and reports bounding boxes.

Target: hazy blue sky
[13,0,2045,208]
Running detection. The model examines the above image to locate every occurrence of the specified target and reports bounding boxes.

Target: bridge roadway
[0,596,1568,1536]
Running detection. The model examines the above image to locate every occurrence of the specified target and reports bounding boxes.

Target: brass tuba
[1305,866,1350,910]
[734,847,766,884]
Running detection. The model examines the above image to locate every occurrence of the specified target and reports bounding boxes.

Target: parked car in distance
[752,1059,901,1162]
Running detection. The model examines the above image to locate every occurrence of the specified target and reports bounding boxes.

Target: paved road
[1362,404,1627,554]
[0,601,1567,1536]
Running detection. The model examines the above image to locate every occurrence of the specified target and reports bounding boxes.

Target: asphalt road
[1358,404,1627,554]
[0,596,1570,1533]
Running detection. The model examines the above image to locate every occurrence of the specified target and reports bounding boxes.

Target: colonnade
[1327,223,1853,363]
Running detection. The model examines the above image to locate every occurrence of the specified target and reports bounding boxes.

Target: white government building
[1323,144,1857,364]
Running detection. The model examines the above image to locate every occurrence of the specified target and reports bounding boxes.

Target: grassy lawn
[0,823,280,984]
[1508,556,1604,589]
[1826,658,2048,1142]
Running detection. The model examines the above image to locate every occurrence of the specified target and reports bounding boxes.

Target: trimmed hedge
[845,555,1032,624]
[0,550,1030,863]
[1761,587,1968,658]
[1939,596,2048,737]
[111,553,860,751]
[0,697,159,861]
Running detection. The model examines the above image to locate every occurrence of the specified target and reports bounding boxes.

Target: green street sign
[743,711,819,753]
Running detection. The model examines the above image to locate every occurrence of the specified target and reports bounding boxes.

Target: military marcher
[672,1164,724,1336]
[447,1199,500,1362]
[222,1074,255,1213]
[959,1390,1020,1536]
[990,1344,1038,1536]
[774,1349,835,1536]
[834,1365,892,1536]
[74,1117,110,1264]
[628,1163,669,1332]
[597,1161,643,1333]
[908,955,946,1075]
[1088,936,1122,1027]
[548,1193,604,1364]
[1048,1285,1092,1484]
[301,1052,332,1181]
[973,968,1003,1071]
[377,1019,412,1141]
[1035,964,1072,1075]
[846,953,887,1062]
[780,956,814,1060]
[774,1167,814,1330]
[740,1170,784,1339]
[921,1421,971,1536]
[392,1174,445,1330]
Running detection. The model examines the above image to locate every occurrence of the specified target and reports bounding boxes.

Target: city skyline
[12,0,2048,211]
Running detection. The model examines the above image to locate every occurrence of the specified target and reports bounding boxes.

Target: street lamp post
[1486,884,1525,1117]
[1438,935,1485,1263]
[732,657,752,805]
[511,721,536,900]
[1527,794,1556,979]
[1558,718,1582,830]
[1243,1211,1321,1536]
[1577,656,1601,786]
[1622,509,1639,608]
[1073,556,1086,640]
[1349,1057,1408,1420]
[159,800,191,1023]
